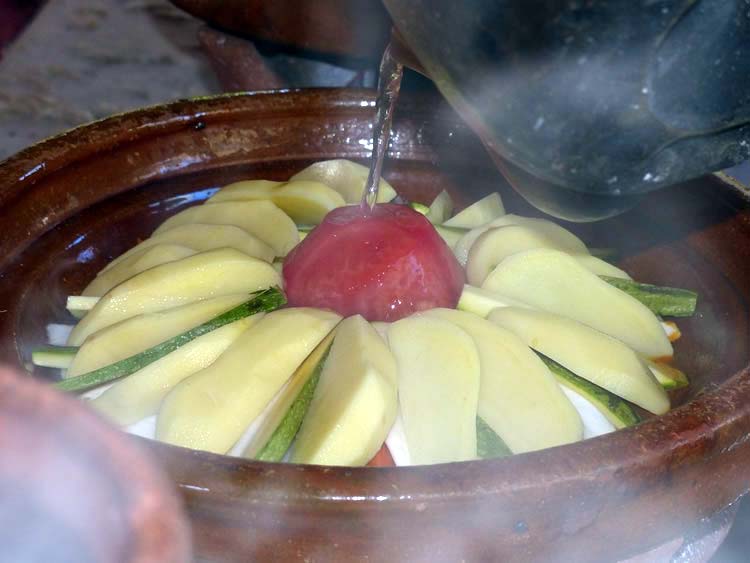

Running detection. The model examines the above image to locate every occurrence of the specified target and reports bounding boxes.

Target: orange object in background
[367,444,395,467]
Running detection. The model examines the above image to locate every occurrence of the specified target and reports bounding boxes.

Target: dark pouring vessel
[383,0,750,220]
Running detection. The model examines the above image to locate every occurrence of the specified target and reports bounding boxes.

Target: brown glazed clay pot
[1,90,750,562]
[0,367,191,562]
[170,0,391,59]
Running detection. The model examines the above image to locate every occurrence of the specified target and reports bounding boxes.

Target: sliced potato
[434,225,465,249]
[388,315,479,464]
[423,309,582,453]
[209,179,346,225]
[153,200,299,256]
[457,284,531,317]
[290,159,397,203]
[83,244,196,297]
[156,308,341,454]
[482,248,672,359]
[425,190,453,224]
[67,294,250,377]
[443,192,505,229]
[239,329,337,459]
[67,249,280,346]
[466,225,575,286]
[454,213,589,266]
[101,223,276,273]
[572,254,631,279]
[291,315,398,466]
[90,315,259,425]
[489,307,669,414]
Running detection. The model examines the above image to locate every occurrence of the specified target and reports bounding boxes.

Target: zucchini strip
[601,276,697,317]
[55,287,286,393]
[538,354,641,430]
[255,340,334,462]
[476,416,512,459]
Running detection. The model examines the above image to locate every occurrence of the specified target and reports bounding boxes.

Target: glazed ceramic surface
[1,90,750,562]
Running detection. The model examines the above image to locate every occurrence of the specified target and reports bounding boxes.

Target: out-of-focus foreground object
[0,366,191,563]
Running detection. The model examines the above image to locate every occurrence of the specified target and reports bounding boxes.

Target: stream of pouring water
[362,43,404,209]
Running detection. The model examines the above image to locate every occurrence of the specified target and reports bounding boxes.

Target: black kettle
[383,0,750,220]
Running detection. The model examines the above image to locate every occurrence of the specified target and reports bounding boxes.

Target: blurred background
[1,1,748,561]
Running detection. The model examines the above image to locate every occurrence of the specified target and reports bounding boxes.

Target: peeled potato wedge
[488,307,669,414]
[67,294,251,377]
[466,225,576,286]
[388,315,480,464]
[83,244,196,297]
[153,200,299,256]
[454,213,589,266]
[101,223,275,273]
[156,308,341,454]
[443,192,505,229]
[572,254,631,279]
[89,314,260,425]
[67,248,280,346]
[291,315,398,466]
[209,179,346,225]
[290,159,397,204]
[482,248,672,359]
[425,190,454,224]
[423,308,582,453]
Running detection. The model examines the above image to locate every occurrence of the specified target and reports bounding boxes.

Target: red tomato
[283,203,464,322]
[366,444,395,467]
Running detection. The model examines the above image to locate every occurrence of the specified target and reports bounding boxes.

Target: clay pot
[0,90,749,561]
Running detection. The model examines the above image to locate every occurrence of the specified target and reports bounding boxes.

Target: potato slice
[573,254,631,279]
[291,315,398,466]
[67,294,250,377]
[83,244,196,297]
[483,248,672,359]
[457,284,531,317]
[489,307,669,414]
[388,316,480,464]
[210,179,346,225]
[423,308,582,452]
[454,214,589,266]
[443,192,504,229]
[425,190,453,224]
[67,249,279,346]
[290,159,397,203]
[90,314,260,425]
[153,200,298,256]
[101,223,275,273]
[466,225,577,286]
[156,308,341,454]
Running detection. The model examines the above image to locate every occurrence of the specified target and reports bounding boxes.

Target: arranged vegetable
[67,248,280,345]
[208,179,347,225]
[425,307,582,452]
[289,158,397,203]
[488,307,669,414]
[388,316,480,464]
[291,315,398,466]
[156,308,340,454]
[483,248,673,359]
[600,276,698,317]
[101,223,275,273]
[56,288,285,393]
[34,160,701,468]
[252,330,337,461]
[153,200,299,256]
[539,356,641,430]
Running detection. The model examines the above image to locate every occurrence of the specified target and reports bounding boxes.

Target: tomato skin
[283,204,465,322]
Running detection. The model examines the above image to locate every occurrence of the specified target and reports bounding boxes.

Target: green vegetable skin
[255,344,333,462]
[538,355,641,429]
[55,287,286,393]
[476,416,511,459]
[32,346,78,369]
[601,276,697,317]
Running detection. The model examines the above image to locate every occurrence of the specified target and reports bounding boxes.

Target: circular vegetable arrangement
[33,159,697,467]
